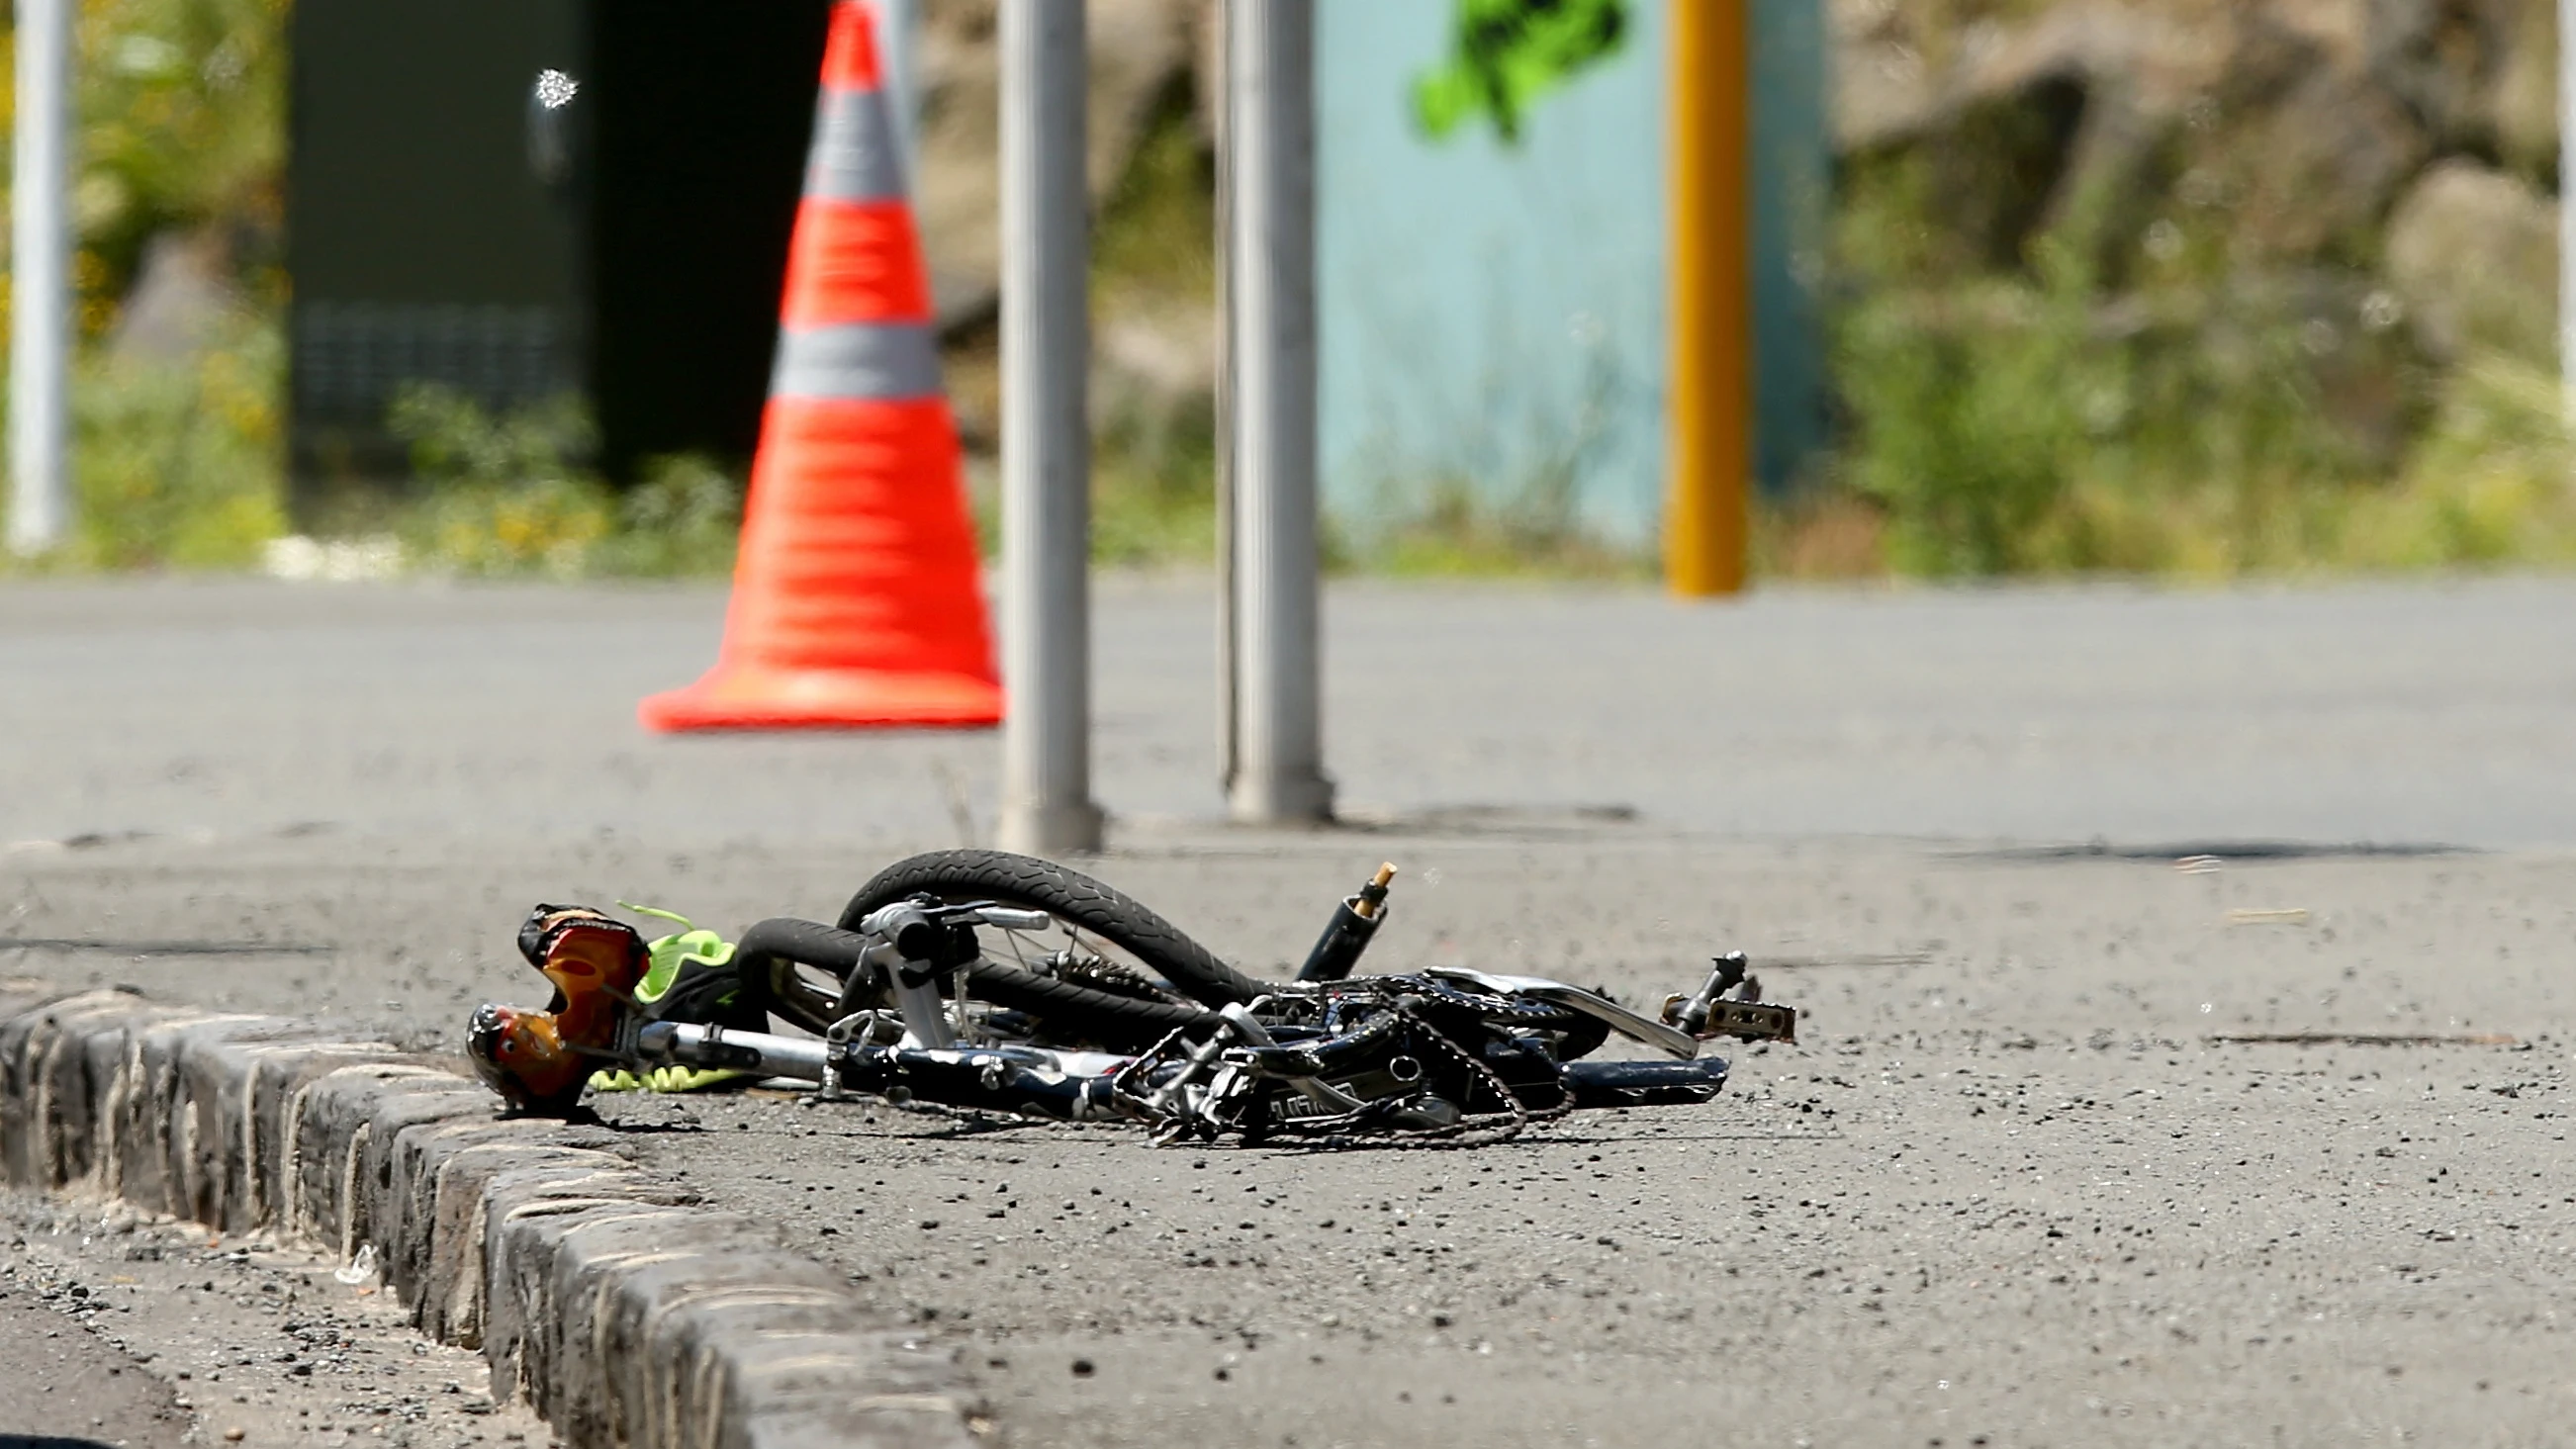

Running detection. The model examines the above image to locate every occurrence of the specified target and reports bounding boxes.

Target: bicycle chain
[1052,949,1176,1003]
[1113,984,1581,1148]
[1263,993,1576,1149]
[1408,976,1583,1026]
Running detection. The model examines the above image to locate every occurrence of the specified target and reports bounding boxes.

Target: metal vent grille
[292,301,572,422]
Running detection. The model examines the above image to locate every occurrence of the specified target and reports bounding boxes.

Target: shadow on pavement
[1960,838,2471,863]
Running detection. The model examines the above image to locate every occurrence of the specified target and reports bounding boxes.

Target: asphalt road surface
[0,1289,186,1449]
[7,574,2576,850]
[5,576,2576,1447]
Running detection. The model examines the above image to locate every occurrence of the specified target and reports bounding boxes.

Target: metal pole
[1225,0,1333,824]
[2561,0,2576,421]
[1665,0,1750,596]
[997,0,1104,856]
[1213,0,1239,802]
[9,0,73,556]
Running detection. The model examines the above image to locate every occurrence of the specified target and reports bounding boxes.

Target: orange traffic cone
[640,1,1001,732]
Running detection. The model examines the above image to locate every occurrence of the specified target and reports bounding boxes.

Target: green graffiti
[1413,0,1630,144]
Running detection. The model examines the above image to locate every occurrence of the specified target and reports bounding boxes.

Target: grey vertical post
[8,0,73,556]
[1225,0,1334,824]
[1213,0,1238,798]
[997,0,1104,856]
[2563,0,2576,417]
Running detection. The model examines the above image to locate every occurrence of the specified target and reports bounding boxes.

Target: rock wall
[911,0,1216,452]
[912,0,1209,329]
[1832,0,2559,368]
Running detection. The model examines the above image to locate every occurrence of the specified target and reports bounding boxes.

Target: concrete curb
[0,989,978,1449]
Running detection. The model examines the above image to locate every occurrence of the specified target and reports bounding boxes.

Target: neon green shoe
[622,903,745,1013]
[621,903,767,1029]
[587,1063,753,1094]
[582,904,766,1094]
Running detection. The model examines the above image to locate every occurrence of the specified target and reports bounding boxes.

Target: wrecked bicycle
[467,851,1797,1146]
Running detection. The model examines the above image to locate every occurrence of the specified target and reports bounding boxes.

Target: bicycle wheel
[734,913,1224,1047]
[837,850,1275,1010]
[740,852,1271,1038]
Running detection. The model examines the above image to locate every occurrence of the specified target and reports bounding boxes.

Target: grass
[2337,355,2576,571]
[1087,71,1219,570]
[1788,103,2576,585]
[381,385,742,580]
[1337,470,1650,581]
[1770,345,2576,584]
[1,315,288,576]
[1091,407,1220,569]
[22,280,2572,588]
[4,363,747,580]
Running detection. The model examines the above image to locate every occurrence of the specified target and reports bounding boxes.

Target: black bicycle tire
[966,958,1221,1049]
[734,916,874,1035]
[731,913,1229,1043]
[836,850,1276,1010]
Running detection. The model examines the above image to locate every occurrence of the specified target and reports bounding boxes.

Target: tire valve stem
[1296,862,1398,983]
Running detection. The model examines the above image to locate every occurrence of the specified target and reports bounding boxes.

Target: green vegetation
[43,316,284,571]
[2340,357,2576,570]
[13,0,2575,586]
[1092,76,1216,313]
[1414,0,1629,143]
[1,0,744,580]
[385,387,612,578]
[1799,80,2576,583]
[1086,77,1221,570]
[385,385,740,580]
[1803,308,2576,581]
[1826,247,2386,578]
[66,0,288,334]
[0,0,292,574]
[1089,405,1218,569]
[1338,473,1648,580]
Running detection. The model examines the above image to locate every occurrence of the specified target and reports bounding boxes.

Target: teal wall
[1317,0,1827,545]
[1749,0,1828,494]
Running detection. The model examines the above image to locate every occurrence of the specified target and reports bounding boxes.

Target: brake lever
[953,904,1053,932]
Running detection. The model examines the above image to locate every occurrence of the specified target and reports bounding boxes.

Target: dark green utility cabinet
[289,0,835,498]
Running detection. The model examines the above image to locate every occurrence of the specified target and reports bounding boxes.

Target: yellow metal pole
[1665,0,1750,596]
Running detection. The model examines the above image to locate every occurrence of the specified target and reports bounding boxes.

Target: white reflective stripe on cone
[804,86,907,204]
[770,320,942,401]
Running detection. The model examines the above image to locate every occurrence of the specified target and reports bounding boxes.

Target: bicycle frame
[467,856,1799,1143]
